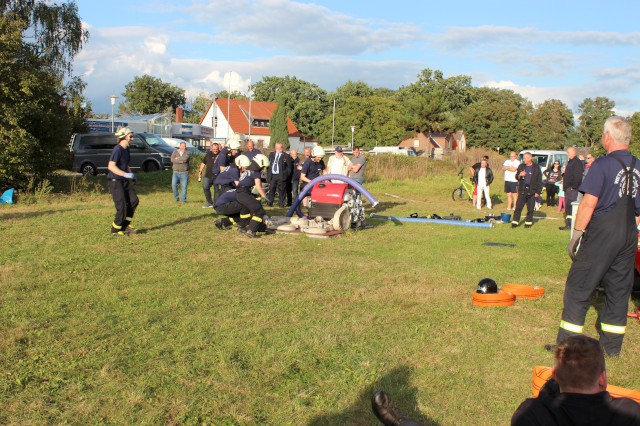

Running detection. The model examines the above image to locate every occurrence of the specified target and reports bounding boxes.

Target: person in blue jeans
[171,142,191,203]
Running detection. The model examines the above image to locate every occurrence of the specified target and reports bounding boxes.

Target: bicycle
[452,168,485,206]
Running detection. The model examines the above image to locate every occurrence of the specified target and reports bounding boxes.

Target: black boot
[371,390,424,426]
[559,218,571,230]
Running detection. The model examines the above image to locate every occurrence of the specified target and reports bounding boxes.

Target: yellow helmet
[253,153,270,169]
[312,146,325,157]
[234,155,251,168]
[227,139,241,150]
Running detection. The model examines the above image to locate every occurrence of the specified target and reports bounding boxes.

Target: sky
[73,0,640,120]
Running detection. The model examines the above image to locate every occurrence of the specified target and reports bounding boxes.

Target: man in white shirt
[325,146,351,178]
[502,151,520,211]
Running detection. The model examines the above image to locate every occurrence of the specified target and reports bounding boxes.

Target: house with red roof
[200,98,302,149]
[398,131,466,158]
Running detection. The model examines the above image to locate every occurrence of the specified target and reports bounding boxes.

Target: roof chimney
[176,107,183,123]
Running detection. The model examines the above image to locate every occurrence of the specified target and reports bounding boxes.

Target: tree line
[115,71,640,157]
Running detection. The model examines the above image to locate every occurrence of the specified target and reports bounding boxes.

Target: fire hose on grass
[369,213,495,229]
[286,174,379,218]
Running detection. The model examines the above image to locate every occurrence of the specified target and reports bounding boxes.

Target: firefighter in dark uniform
[213,161,240,198]
[559,146,584,230]
[235,154,273,238]
[107,127,139,236]
[511,152,543,228]
[213,138,241,203]
[300,145,326,207]
[554,116,640,356]
[213,189,247,230]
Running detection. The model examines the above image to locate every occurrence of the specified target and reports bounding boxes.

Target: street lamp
[350,125,355,149]
[110,95,118,132]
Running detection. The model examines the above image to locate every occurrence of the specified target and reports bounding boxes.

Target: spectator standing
[470,155,489,207]
[472,158,493,209]
[543,161,562,207]
[107,127,139,236]
[511,152,543,228]
[502,151,520,210]
[198,143,220,208]
[300,146,326,207]
[244,140,260,161]
[559,147,584,230]
[348,146,366,186]
[325,146,351,177]
[267,142,291,207]
[171,142,190,204]
[288,149,301,206]
[553,116,640,356]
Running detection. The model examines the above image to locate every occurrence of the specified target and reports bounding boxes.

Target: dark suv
[70,132,174,175]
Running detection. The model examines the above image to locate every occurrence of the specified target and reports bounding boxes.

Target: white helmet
[253,153,270,169]
[227,139,241,150]
[312,146,325,157]
[234,155,251,168]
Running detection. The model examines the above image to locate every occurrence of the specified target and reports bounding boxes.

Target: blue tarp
[1,188,14,204]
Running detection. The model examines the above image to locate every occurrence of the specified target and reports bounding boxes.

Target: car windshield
[530,154,548,166]
[144,134,170,146]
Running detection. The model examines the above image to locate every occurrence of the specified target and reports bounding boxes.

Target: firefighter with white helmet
[212,137,242,203]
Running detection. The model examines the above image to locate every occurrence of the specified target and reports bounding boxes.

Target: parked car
[70,132,174,176]
[368,146,416,156]
[162,137,201,156]
[517,150,568,175]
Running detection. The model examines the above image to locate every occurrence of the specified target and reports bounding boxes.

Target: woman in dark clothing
[544,161,562,207]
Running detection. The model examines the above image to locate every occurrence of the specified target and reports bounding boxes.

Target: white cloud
[437,25,640,50]
[186,0,425,55]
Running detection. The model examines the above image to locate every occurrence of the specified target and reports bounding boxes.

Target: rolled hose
[370,213,494,229]
[472,291,515,307]
[286,174,379,218]
[502,284,545,300]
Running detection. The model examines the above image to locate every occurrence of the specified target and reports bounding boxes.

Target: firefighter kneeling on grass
[215,154,273,238]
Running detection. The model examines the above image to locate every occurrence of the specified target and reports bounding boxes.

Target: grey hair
[604,116,632,146]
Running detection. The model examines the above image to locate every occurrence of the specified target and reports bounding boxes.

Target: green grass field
[1,163,639,425]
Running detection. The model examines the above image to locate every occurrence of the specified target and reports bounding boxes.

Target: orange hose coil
[472,291,516,307]
[502,284,545,300]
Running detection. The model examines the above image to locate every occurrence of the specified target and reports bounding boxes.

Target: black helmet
[476,278,498,294]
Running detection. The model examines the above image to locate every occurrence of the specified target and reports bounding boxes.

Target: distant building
[398,131,466,158]
[200,98,302,149]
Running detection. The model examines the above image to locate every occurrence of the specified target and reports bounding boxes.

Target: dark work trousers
[267,175,287,207]
[215,201,247,227]
[109,179,139,232]
[511,186,536,225]
[236,190,267,232]
[545,182,558,206]
[556,185,636,355]
[564,188,579,227]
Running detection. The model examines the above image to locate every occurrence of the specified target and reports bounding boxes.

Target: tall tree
[184,91,214,124]
[316,96,405,149]
[253,75,329,138]
[121,74,186,115]
[0,0,89,190]
[458,87,533,152]
[627,112,640,158]
[396,69,474,134]
[330,80,374,109]
[577,97,615,152]
[530,99,576,150]
[270,95,289,149]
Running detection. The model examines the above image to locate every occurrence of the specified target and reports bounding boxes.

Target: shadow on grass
[0,207,78,221]
[307,365,439,426]
[138,213,212,233]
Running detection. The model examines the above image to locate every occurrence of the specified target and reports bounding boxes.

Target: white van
[518,150,568,174]
[369,146,416,156]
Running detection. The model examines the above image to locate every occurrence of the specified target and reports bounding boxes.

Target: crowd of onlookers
[468,148,593,229]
